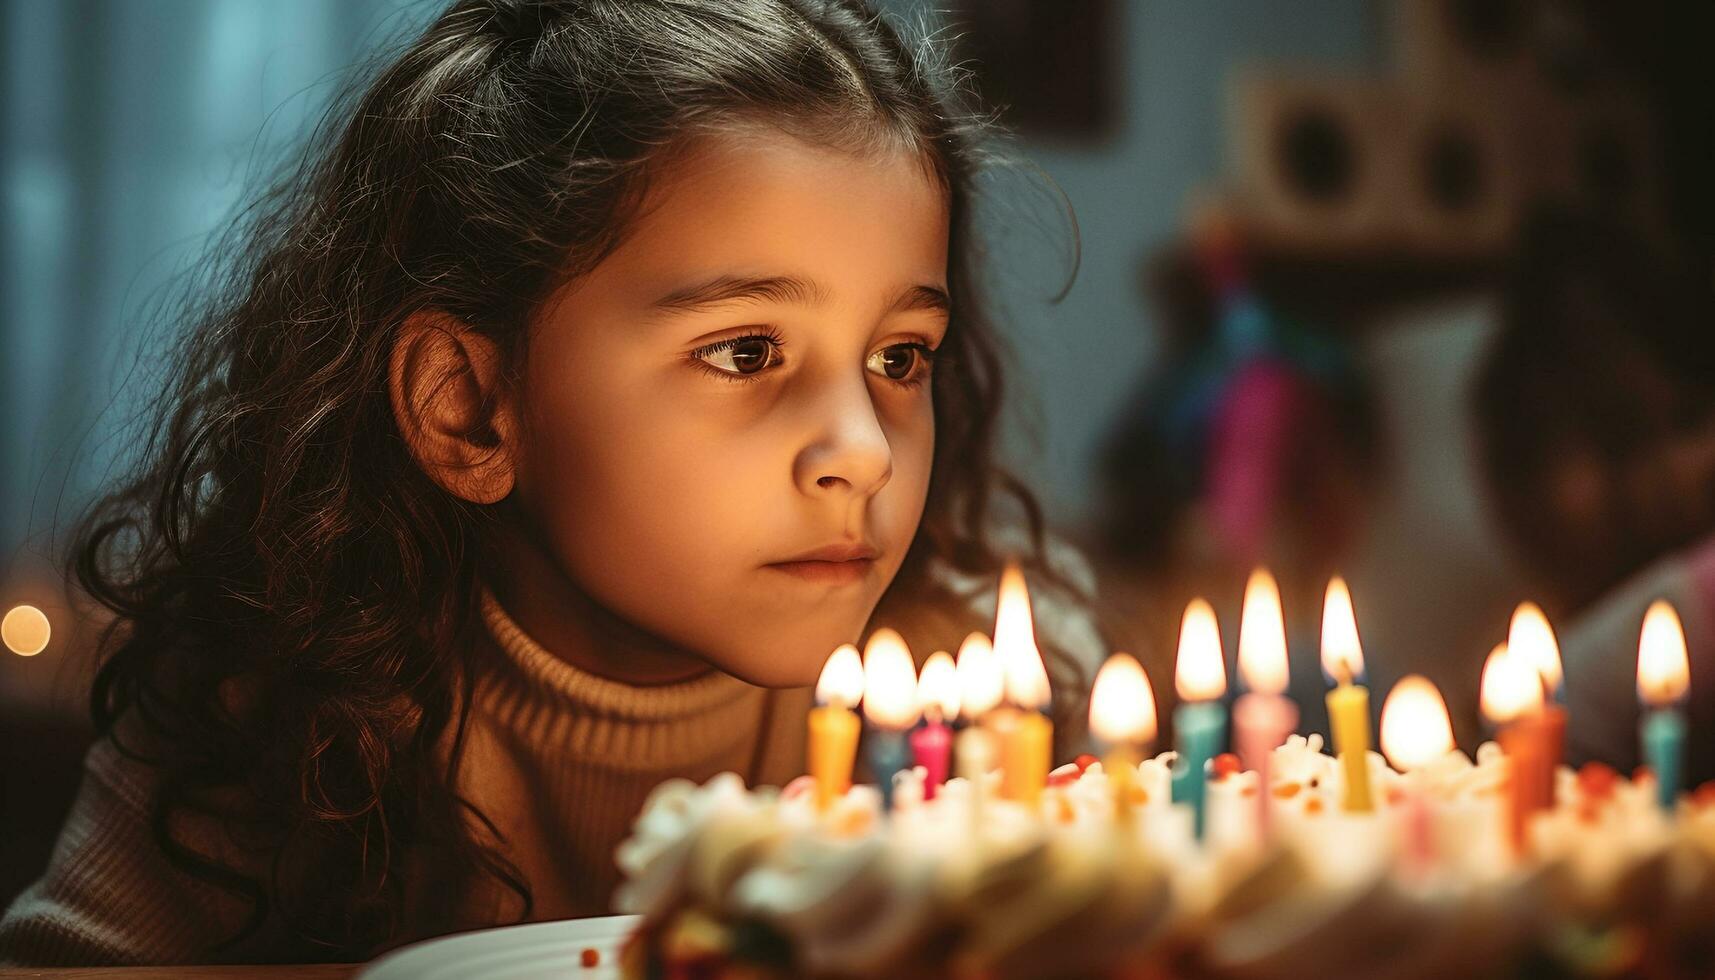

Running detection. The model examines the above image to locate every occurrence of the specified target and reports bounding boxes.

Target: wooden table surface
[0,967,358,979]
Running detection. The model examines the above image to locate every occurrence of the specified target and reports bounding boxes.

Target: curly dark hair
[70,0,1090,960]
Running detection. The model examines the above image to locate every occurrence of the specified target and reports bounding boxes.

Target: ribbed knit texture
[0,590,811,966]
[0,543,1110,967]
[454,588,810,924]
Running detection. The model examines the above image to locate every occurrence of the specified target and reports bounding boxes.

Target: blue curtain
[1,0,437,573]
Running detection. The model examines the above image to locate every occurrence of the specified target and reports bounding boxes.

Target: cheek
[521,364,773,573]
[511,349,938,685]
[876,395,935,542]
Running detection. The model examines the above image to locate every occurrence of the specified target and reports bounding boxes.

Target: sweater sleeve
[1560,548,1715,781]
[0,729,255,966]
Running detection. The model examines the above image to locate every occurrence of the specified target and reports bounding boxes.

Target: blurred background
[2,0,1712,908]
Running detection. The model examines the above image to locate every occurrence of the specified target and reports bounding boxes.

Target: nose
[793,379,893,499]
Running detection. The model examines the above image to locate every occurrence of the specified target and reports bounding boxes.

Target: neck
[486,506,715,686]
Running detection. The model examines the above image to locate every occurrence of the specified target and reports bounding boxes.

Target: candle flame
[955,632,1003,718]
[1320,576,1364,682]
[1175,598,1227,701]
[1637,600,1690,706]
[1507,602,1562,693]
[1479,642,1541,725]
[861,628,920,729]
[1379,674,1454,772]
[1089,652,1158,746]
[917,650,961,722]
[816,644,864,709]
[995,564,1051,710]
[1238,568,1290,695]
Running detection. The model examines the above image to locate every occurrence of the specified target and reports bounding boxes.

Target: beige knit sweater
[0,590,812,966]
[0,543,1105,967]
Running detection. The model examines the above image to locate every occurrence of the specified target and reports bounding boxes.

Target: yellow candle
[1321,577,1373,812]
[994,564,1053,806]
[1090,652,1159,823]
[809,644,864,811]
[1002,712,1052,805]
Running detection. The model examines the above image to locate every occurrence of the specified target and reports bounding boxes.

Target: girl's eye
[691,334,784,379]
[866,343,935,384]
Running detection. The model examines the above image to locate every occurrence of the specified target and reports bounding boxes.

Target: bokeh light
[2,604,51,656]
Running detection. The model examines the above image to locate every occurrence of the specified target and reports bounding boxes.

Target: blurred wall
[1,0,435,713]
[951,0,1388,528]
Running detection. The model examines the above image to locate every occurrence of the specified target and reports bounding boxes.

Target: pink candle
[911,722,951,798]
[1234,569,1297,843]
[911,650,960,800]
[1380,675,1455,876]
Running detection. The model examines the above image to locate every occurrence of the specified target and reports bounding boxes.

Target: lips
[765,542,880,585]
[773,542,879,564]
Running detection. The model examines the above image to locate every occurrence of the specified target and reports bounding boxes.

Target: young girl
[0,0,1103,966]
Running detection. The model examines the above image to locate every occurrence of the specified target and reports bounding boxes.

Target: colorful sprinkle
[1212,753,1242,780]
[1577,762,1618,801]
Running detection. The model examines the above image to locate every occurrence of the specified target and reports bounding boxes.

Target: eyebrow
[648,274,950,318]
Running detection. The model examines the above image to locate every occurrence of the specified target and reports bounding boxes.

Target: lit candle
[1481,642,1547,854]
[912,650,960,800]
[1508,602,1567,801]
[954,631,1003,801]
[862,628,920,811]
[1321,577,1373,812]
[1233,568,1298,843]
[809,644,864,811]
[1637,600,1691,812]
[1379,674,1455,875]
[1089,652,1159,825]
[995,564,1053,807]
[1171,598,1228,841]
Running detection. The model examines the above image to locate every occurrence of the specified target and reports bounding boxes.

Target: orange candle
[809,644,864,812]
[1481,642,1547,854]
[1508,602,1566,801]
[994,564,1053,807]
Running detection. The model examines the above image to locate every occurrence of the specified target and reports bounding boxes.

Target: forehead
[587,129,951,309]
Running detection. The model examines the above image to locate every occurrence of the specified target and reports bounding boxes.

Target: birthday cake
[610,569,1707,979]
[612,741,1715,980]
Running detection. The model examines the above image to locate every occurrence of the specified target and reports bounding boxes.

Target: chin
[706,629,855,689]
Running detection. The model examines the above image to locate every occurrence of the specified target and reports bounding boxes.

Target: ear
[389,310,518,504]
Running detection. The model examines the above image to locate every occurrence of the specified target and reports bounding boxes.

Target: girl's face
[507,129,949,687]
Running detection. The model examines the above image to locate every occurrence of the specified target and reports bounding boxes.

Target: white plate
[357,914,642,980]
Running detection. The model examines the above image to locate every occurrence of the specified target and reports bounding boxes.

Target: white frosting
[618,742,1715,977]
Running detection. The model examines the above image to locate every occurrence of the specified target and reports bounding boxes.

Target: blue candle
[1172,700,1226,839]
[867,729,913,810]
[1637,601,1691,813]
[1171,598,1229,841]
[1642,709,1685,812]
[861,628,921,812]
